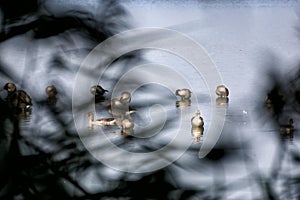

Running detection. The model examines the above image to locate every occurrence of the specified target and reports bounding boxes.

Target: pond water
[2,1,300,199]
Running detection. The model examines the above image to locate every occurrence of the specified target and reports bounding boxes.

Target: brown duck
[3,82,32,112]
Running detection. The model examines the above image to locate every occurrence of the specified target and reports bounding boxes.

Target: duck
[175,89,191,99]
[191,126,204,143]
[90,85,108,102]
[279,118,294,135]
[215,85,229,97]
[3,82,32,112]
[191,110,204,127]
[120,118,134,137]
[45,85,58,106]
[45,85,57,98]
[86,112,116,126]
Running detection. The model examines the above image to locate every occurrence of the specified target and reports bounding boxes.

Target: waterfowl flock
[86,84,230,140]
[0,81,231,140]
[2,81,293,142]
[89,85,135,137]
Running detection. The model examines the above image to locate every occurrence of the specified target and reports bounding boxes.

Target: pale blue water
[3,1,300,199]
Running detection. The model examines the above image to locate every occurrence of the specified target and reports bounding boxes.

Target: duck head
[3,82,16,93]
[90,85,108,96]
[120,91,131,103]
[45,85,57,97]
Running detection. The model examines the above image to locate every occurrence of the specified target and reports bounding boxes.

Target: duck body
[3,83,32,112]
[14,90,32,109]
[216,85,229,97]
[107,98,136,117]
[96,118,116,126]
[191,110,204,127]
[120,118,134,137]
[87,112,116,126]
[176,89,191,99]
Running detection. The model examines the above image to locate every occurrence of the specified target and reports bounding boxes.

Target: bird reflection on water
[176,98,191,108]
[191,126,204,143]
[216,97,229,106]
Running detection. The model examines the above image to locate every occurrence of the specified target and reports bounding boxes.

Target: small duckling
[87,112,116,126]
[175,89,192,99]
[191,126,204,143]
[279,118,294,135]
[3,82,32,112]
[90,85,108,102]
[191,110,204,127]
[216,85,229,97]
